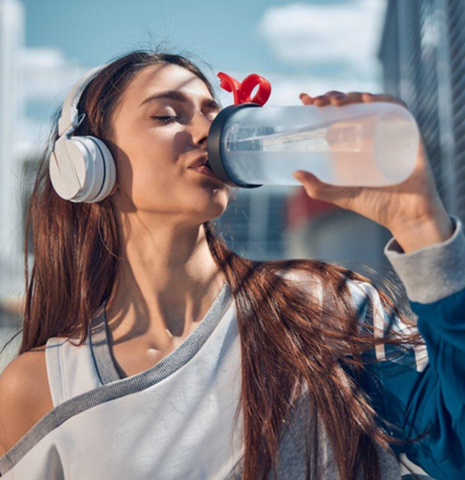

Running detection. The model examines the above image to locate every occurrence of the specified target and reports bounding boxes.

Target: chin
[191,195,228,221]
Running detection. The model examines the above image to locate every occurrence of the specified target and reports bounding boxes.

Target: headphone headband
[50,62,117,203]
[58,63,109,137]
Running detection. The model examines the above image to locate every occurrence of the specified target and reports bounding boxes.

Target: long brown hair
[10,48,428,479]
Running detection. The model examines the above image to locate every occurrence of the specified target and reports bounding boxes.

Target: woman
[0,49,463,480]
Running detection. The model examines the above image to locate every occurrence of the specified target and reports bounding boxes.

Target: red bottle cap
[217,72,271,106]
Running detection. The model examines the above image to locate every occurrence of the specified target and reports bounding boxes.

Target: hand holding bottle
[293,91,453,252]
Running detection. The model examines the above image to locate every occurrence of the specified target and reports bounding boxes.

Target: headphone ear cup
[49,135,116,203]
[85,136,116,203]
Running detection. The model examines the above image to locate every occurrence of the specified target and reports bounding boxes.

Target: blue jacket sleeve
[348,214,465,480]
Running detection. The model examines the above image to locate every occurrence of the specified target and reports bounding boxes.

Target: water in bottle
[207,101,420,188]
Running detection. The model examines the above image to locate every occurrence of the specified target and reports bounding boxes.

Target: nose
[190,111,216,147]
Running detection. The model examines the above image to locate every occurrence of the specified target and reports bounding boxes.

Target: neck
[105,216,226,346]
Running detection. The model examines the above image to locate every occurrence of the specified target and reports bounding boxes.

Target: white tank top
[44,333,101,407]
[0,278,404,479]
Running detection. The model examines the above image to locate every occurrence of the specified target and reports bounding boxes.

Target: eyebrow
[139,90,222,111]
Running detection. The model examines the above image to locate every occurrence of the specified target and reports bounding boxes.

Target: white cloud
[256,0,387,67]
[17,116,52,159]
[18,48,91,157]
[22,47,89,103]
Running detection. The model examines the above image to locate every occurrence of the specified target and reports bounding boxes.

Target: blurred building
[379,0,464,224]
[217,185,293,261]
[0,0,27,369]
[0,0,87,335]
[0,0,26,322]
[284,189,386,277]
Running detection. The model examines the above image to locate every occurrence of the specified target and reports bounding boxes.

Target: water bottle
[207,87,420,189]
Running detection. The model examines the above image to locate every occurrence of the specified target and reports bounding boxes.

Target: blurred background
[0,0,464,474]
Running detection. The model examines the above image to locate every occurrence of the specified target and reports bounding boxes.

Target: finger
[330,92,365,106]
[323,91,347,106]
[326,91,346,97]
[300,97,314,106]
[312,95,332,107]
[299,93,314,105]
[308,91,347,107]
[328,93,348,105]
[292,170,333,201]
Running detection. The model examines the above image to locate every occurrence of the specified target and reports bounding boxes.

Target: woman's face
[108,63,231,224]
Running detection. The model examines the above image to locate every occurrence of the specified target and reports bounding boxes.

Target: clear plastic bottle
[207,102,420,188]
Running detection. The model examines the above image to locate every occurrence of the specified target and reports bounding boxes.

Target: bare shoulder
[0,344,53,456]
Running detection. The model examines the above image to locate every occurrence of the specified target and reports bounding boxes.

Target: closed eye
[151,116,178,124]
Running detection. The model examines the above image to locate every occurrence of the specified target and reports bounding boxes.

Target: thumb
[292,170,329,200]
[293,170,319,183]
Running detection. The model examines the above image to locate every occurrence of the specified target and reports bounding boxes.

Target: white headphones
[49,63,117,203]
[49,62,239,205]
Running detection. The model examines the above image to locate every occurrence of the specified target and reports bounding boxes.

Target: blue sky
[23,0,278,73]
[23,0,355,73]
[19,0,387,145]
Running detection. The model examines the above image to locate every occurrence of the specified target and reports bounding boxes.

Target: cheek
[130,155,176,204]
[116,130,185,205]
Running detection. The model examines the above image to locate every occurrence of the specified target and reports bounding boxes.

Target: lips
[188,155,211,170]
[190,161,223,182]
